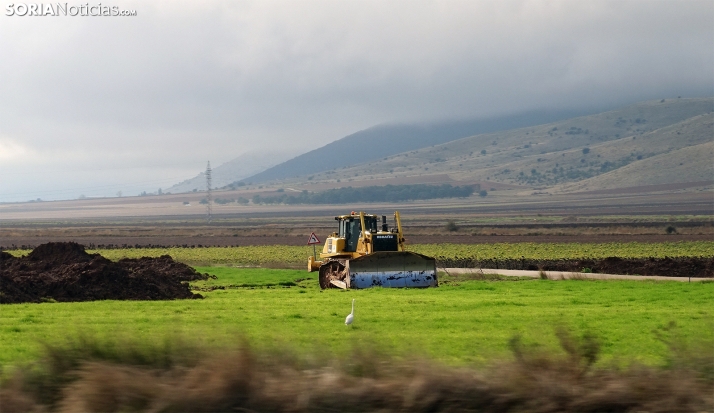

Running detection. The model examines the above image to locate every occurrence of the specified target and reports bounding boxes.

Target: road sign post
[307,232,321,260]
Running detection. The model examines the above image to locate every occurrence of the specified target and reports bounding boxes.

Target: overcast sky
[0,0,712,202]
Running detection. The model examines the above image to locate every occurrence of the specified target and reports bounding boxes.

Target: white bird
[345,299,355,325]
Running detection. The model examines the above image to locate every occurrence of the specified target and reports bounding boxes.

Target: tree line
[252,184,475,205]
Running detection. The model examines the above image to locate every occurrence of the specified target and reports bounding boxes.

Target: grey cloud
[0,0,712,201]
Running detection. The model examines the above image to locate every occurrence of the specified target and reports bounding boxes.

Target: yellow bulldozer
[308,211,437,289]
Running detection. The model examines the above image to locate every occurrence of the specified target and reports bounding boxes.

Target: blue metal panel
[350,270,437,289]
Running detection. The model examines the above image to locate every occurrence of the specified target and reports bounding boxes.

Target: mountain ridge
[237,108,597,185]
[266,97,713,193]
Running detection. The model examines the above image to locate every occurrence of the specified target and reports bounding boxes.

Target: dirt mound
[1,242,206,304]
[26,241,95,265]
[117,255,209,282]
[436,256,714,277]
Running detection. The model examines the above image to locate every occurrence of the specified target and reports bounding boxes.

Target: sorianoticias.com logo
[5,3,137,16]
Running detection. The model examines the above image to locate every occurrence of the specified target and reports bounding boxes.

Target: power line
[205,161,212,223]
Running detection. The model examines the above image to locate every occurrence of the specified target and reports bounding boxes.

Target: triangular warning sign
[307,232,321,245]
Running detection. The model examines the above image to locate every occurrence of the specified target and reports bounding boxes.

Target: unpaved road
[442,268,712,282]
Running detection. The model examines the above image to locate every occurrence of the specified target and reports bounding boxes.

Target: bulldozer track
[318,259,348,289]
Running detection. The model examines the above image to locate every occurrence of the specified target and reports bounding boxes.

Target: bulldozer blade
[330,279,347,289]
[347,252,437,289]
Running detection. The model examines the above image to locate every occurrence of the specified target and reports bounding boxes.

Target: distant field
[1,267,712,368]
[1,185,712,222]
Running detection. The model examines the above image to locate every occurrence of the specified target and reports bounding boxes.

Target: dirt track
[443,268,712,282]
[1,242,207,304]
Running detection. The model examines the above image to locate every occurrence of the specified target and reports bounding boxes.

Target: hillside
[556,141,714,193]
[286,97,713,192]
[238,109,592,185]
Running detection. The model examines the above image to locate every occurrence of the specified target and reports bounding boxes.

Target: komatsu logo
[375,235,394,239]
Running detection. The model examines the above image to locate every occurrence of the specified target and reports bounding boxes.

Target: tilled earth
[1,233,711,250]
[0,242,207,304]
[435,256,714,278]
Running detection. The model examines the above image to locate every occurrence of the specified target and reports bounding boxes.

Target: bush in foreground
[1,327,712,413]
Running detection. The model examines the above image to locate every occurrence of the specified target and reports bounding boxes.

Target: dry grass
[1,328,712,413]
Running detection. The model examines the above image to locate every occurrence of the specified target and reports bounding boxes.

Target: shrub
[445,220,459,232]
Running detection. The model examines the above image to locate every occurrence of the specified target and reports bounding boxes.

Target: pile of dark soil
[0,242,207,304]
[436,256,714,277]
[545,256,714,278]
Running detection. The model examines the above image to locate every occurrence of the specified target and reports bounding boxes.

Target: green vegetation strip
[1,268,712,368]
[95,240,714,265]
[9,241,712,266]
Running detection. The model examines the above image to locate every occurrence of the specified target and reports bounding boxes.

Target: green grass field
[1,267,712,368]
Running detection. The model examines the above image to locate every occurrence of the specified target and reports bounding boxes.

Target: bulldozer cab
[339,218,360,252]
[338,215,378,252]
